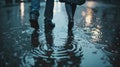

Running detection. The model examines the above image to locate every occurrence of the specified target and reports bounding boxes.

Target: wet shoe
[29,11,39,30]
[30,19,39,30]
[45,22,55,31]
[31,30,39,47]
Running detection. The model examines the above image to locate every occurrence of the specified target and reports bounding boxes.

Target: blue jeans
[31,0,40,12]
[30,0,54,21]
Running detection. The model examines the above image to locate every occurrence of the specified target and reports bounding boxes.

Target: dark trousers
[44,0,54,22]
[30,0,54,21]
[65,3,76,20]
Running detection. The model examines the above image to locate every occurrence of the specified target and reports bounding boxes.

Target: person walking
[29,0,55,53]
[59,0,85,30]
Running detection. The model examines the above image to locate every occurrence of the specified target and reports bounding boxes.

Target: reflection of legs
[65,29,74,49]
[31,30,39,47]
[44,0,54,52]
[44,0,55,31]
[45,31,54,52]
[65,3,76,30]
[29,0,40,29]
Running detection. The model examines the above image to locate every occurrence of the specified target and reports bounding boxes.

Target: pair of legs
[30,0,55,51]
[30,0,76,30]
[65,3,77,30]
[30,0,55,30]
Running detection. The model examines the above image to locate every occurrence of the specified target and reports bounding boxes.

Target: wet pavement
[0,1,120,67]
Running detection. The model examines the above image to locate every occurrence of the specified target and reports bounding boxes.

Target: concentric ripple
[20,42,83,66]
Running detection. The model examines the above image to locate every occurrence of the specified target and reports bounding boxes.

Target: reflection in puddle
[91,27,102,42]
[85,8,93,27]
[54,2,62,13]
[21,29,83,67]
[20,2,25,24]
[86,1,96,8]
[81,2,120,67]
[82,6,102,42]
[31,30,39,47]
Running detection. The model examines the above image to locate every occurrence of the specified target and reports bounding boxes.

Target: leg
[44,0,54,22]
[44,0,55,31]
[29,0,40,29]
[65,3,76,30]
[65,3,77,21]
[65,3,73,20]
[44,0,55,52]
[72,4,77,18]
[31,0,40,13]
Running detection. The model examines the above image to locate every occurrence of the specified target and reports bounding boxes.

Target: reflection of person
[63,27,82,67]
[59,30,82,67]
[31,30,39,47]
[29,0,55,30]
[65,28,74,49]
[45,25,54,52]
[31,27,54,54]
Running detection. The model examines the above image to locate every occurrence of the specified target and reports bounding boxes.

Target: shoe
[45,22,55,32]
[29,19,39,30]
[29,11,39,30]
